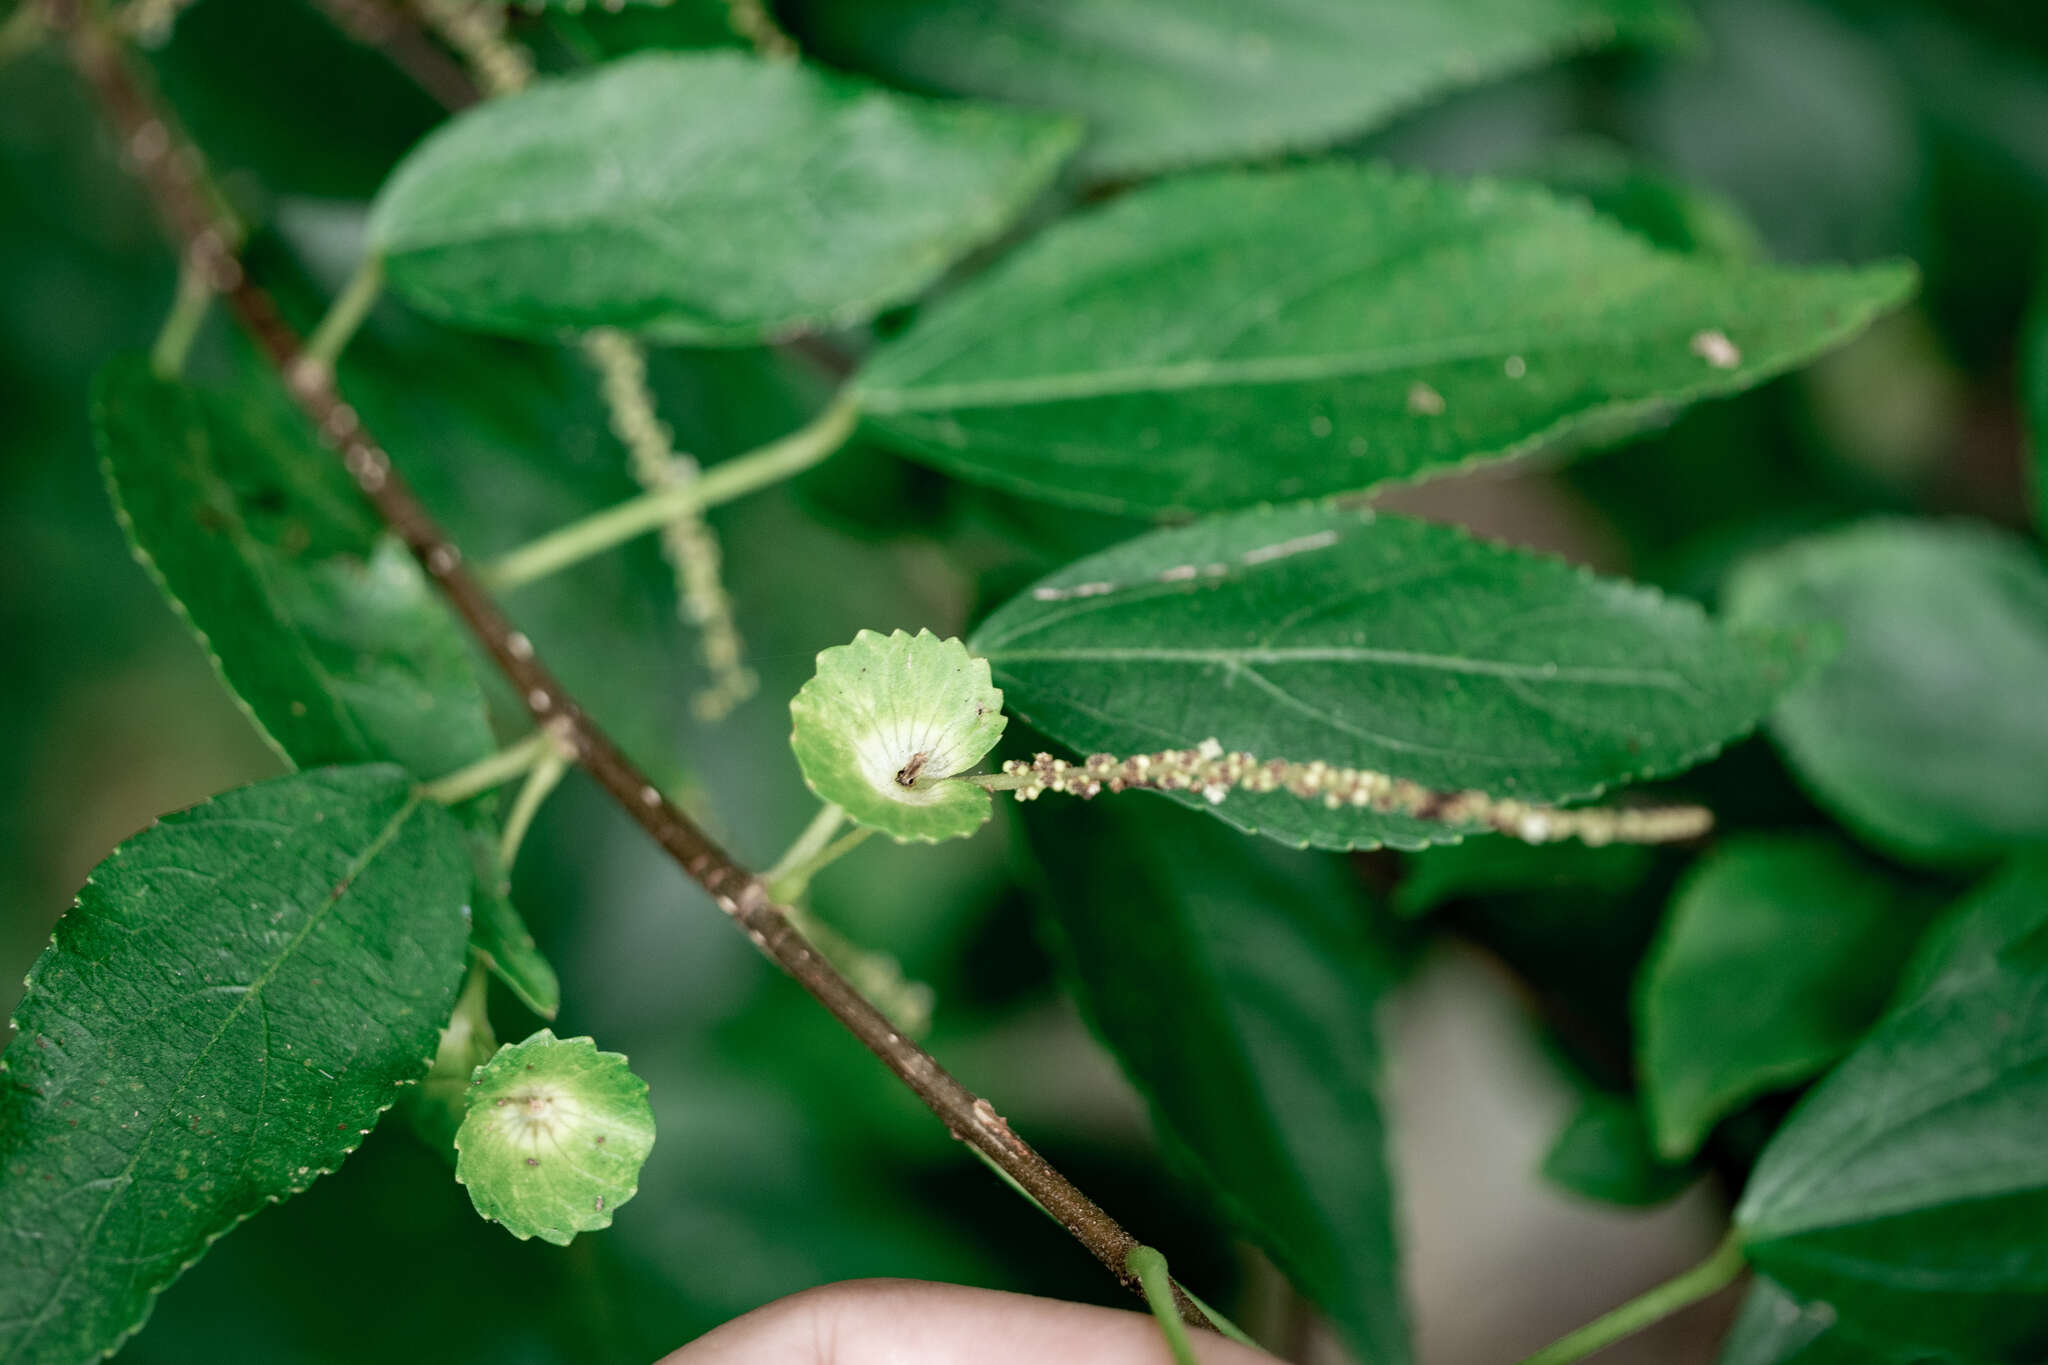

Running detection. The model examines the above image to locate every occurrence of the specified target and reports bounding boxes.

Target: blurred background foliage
[0,0,2040,1361]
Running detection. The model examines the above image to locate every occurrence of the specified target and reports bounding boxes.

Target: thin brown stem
[52,3,1201,1325]
[304,0,479,109]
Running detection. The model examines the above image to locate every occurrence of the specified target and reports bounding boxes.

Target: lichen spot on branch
[789,629,1007,843]
[454,1030,655,1246]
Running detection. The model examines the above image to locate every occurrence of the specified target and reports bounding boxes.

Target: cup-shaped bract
[790,629,1007,842]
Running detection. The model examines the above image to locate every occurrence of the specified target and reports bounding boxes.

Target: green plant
[2,1,2045,1363]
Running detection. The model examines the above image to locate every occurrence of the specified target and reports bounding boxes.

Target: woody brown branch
[49,2,1206,1326]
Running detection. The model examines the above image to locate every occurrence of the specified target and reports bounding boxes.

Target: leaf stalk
[1516,1230,1747,1365]
[149,257,212,378]
[422,729,558,806]
[482,393,861,592]
[291,255,384,389]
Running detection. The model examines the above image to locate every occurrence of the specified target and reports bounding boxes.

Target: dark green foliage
[1027,800,1406,1365]
[1727,521,2048,863]
[1738,857,2048,1361]
[0,766,472,1364]
[1636,835,1925,1160]
[94,358,493,779]
[1541,1093,1698,1207]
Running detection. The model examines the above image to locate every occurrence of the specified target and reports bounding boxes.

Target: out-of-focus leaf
[94,357,495,780]
[0,766,471,1365]
[1541,1092,1697,1207]
[1026,798,1408,1365]
[368,52,1077,344]
[149,0,443,199]
[1636,835,1922,1160]
[464,831,561,1020]
[1634,0,1919,263]
[855,164,1914,516]
[95,349,563,1024]
[1521,139,1765,260]
[785,0,1696,179]
[531,0,745,59]
[1736,855,2048,1360]
[1716,1276,1901,1365]
[1395,838,1656,918]
[1726,520,2048,864]
[970,503,1811,850]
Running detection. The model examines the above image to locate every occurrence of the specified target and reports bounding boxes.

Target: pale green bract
[455,1031,656,1246]
[789,629,1006,843]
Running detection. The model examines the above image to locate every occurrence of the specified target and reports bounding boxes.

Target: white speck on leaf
[1690,329,1742,369]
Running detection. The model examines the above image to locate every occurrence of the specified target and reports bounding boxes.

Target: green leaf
[92,353,561,1100]
[785,0,1696,180]
[854,163,1915,516]
[1395,838,1656,918]
[94,357,495,780]
[0,766,472,1364]
[464,830,561,1021]
[1521,139,1765,261]
[1541,1093,1697,1207]
[367,51,1078,345]
[1026,798,1408,1365]
[969,503,1809,851]
[1717,1277,1892,1365]
[1726,520,2048,863]
[789,629,1006,843]
[1637,835,1923,1160]
[455,1030,655,1245]
[1735,855,2048,1360]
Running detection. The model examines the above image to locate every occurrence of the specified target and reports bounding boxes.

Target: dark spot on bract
[525,1157,539,1167]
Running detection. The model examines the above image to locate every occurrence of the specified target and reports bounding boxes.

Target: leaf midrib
[980,643,1693,690]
